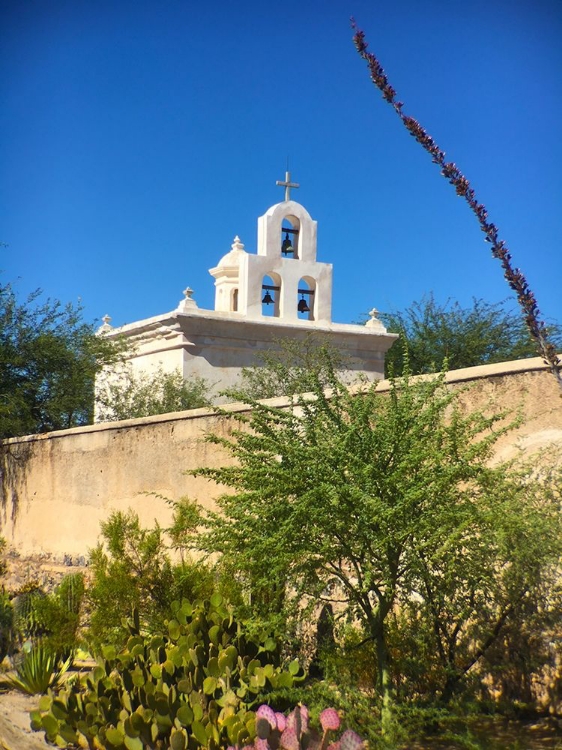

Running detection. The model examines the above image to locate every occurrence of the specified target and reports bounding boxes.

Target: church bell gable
[211,172,333,324]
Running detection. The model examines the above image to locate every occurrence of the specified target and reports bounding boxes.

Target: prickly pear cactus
[248,704,364,750]
[30,594,304,749]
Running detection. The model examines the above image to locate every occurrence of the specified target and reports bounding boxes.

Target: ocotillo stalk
[351,20,561,392]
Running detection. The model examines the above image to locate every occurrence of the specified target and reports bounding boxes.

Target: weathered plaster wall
[0,405,241,558]
[1,358,561,561]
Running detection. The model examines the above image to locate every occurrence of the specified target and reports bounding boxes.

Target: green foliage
[87,510,215,650]
[0,278,122,438]
[479,575,562,712]
[182,346,562,731]
[230,336,349,401]
[4,640,70,695]
[0,537,12,662]
[11,574,84,658]
[34,574,85,658]
[31,596,305,750]
[380,295,562,376]
[0,589,13,663]
[96,365,211,421]
[12,583,47,641]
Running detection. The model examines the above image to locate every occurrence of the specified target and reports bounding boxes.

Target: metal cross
[276,171,300,201]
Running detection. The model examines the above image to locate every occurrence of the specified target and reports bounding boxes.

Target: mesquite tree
[380,295,562,376]
[351,22,561,391]
[179,349,561,735]
[0,279,122,437]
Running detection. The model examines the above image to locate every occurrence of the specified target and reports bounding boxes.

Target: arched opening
[297,276,316,321]
[281,215,300,259]
[261,274,281,317]
[231,288,238,312]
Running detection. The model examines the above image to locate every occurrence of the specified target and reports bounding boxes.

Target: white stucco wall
[98,310,397,400]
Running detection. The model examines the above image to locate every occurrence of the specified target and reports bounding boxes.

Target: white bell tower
[209,172,333,325]
[98,172,397,409]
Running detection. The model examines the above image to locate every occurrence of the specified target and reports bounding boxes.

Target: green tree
[380,295,562,376]
[86,510,214,649]
[387,461,562,707]
[0,280,121,438]
[95,366,211,422]
[181,348,561,736]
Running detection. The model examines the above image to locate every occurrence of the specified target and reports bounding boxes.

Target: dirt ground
[0,689,49,750]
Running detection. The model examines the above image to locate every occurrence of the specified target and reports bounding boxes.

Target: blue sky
[1,0,561,330]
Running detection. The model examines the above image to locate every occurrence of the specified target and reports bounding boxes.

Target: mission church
[96,173,398,404]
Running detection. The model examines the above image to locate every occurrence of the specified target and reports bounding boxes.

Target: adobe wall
[1,358,561,563]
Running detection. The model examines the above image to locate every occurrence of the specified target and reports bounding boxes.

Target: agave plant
[3,641,71,695]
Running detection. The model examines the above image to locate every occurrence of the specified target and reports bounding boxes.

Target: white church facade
[96,174,398,403]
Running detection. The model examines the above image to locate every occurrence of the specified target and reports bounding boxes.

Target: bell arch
[257,200,317,262]
[261,273,281,318]
[281,215,301,259]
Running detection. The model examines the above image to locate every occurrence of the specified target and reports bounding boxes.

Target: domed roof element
[217,236,247,268]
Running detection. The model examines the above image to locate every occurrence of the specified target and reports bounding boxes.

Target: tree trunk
[373,619,394,736]
[439,672,460,706]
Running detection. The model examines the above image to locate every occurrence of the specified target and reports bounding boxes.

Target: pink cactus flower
[320,708,341,732]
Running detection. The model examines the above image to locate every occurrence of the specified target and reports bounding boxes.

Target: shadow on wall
[0,441,33,526]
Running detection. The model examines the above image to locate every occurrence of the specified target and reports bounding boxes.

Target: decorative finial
[97,314,113,334]
[231,236,245,251]
[365,307,387,332]
[276,170,300,202]
[177,286,198,312]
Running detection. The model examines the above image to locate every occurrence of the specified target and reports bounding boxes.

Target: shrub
[96,366,211,422]
[34,573,85,658]
[11,574,84,658]
[86,510,215,650]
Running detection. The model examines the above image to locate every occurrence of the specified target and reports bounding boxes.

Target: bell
[262,290,274,305]
[281,232,294,255]
[298,296,310,314]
